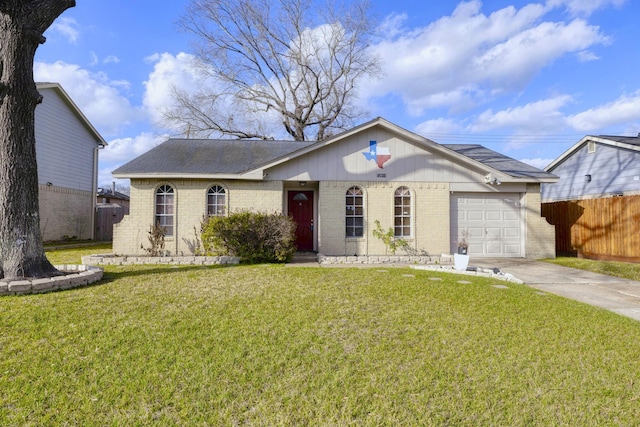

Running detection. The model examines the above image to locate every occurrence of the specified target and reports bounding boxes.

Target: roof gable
[37,82,107,147]
[113,117,556,183]
[546,135,640,172]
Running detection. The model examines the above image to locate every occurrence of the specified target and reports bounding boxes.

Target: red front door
[288,191,314,251]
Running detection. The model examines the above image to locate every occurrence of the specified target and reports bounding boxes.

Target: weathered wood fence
[542,195,640,262]
[95,204,127,241]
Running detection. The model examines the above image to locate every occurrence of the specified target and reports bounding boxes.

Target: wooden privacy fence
[542,195,640,262]
[95,204,127,241]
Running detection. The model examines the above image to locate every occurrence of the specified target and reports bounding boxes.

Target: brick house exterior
[113,118,557,258]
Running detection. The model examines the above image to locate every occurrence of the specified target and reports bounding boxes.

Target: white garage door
[451,193,523,257]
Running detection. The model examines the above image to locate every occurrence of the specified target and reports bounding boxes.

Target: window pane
[394,187,411,237]
[207,185,227,217]
[345,186,364,238]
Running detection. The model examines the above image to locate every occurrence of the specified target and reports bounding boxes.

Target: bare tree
[0,0,75,279]
[169,0,381,141]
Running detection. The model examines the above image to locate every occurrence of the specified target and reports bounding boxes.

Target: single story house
[36,82,107,241]
[112,118,558,258]
[542,134,640,201]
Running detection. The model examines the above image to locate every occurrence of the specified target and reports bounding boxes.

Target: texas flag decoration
[362,140,391,169]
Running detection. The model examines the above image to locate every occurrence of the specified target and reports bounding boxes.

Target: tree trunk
[0,0,75,279]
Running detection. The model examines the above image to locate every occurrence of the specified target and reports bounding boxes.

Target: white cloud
[34,61,139,137]
[104,55,121,64]
[472,95,573,132]
[98,132,168,186]
[576,50,599,61]
[546,0,627,17]
[519,158,555,169]
[48,17,80,44]
[566,91,640,131]
[361,1,608,114]
[142,52,204,127]
[414,118,462,136]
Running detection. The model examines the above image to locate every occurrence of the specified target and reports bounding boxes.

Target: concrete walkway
[472,258,640,322]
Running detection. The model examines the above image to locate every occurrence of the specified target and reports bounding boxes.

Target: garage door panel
[467,227,484,238]
[504,244,521,255]
[504,227,520,238]
[467,211,483,221]
[486,244,503,254]
[503,211,519,221]
[451,193,522,257]
[486,211,501,221]
[485,227,501,238]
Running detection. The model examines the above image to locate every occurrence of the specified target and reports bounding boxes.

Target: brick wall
[318,181,450,256]
[114,179,283,255]
[525,183,556,258]
[114,178,551,259]
[39,184,94,241]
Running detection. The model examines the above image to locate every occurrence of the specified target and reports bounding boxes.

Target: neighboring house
[542,135,640,201]
[542,135,640,261]
[36,82,107,241]
[97,186,130,212]
[112,117,557,258]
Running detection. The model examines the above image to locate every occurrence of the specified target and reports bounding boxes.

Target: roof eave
[112,172,261,180]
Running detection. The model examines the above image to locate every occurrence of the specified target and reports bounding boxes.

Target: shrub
[200,211,297,263]
[372,220,409,255]
[141,222,166,257]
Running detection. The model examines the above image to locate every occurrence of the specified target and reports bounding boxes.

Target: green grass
[545,256,640,281]
[1,247,639,425]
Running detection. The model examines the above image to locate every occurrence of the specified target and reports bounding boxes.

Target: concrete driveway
[472,258,640,322]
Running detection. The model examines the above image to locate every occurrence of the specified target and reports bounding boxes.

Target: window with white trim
[207,185,227,216]
[394,186,411,237]
[345,186,364,237]
[155,185,174,237]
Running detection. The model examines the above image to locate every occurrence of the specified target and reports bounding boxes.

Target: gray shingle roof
[597,135,640,146]
[443,144,557,179]
[113,139,316,175]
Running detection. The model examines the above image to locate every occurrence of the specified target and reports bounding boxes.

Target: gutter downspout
[92,143,104,240]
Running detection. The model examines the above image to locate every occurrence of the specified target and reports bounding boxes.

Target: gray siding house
[36,83,107,241]
[542,135,640,201]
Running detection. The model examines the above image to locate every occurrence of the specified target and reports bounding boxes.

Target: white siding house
[35,83,106,241]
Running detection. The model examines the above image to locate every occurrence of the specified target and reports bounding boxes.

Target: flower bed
[0,264,103,296]
[81,254,240,266]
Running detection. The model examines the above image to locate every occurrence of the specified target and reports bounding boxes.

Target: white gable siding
[35,87,97,192]
[265,128,484,183]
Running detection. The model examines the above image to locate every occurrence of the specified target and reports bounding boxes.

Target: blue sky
[34,0,639,187]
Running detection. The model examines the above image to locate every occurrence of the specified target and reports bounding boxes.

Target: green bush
[200,211,297,263]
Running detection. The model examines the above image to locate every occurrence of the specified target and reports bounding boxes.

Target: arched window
[394,186,411,237]
[207,185,227,216]
[345,186,364,237]
[155,185,174,237]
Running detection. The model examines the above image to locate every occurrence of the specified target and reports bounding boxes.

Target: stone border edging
[0,264,104,296]
[81,254,240,266]
[318,254,453,265]
[410,265,524,284]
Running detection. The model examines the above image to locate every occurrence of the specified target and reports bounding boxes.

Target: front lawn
[545,256,640,281]
[1,247,639,425]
